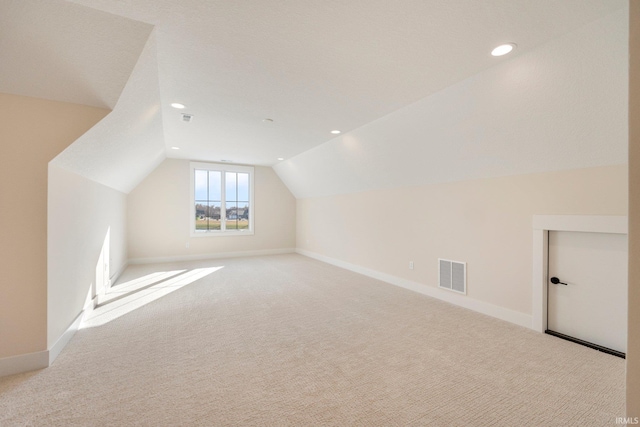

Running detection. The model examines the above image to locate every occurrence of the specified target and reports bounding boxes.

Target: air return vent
[438,259,466,294]
[182,113,194,122]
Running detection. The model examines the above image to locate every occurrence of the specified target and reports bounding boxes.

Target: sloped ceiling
[1,0,628,194]
[0,0,151,109]
[274,9,629,198]
[51,31,166,194]
[68,0,626,170]
[0,0,161,194]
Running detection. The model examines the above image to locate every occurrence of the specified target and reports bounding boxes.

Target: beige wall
[127,159,296,261]
[297,164,627,316]
[0,93,108,358]
[628,0,640,418]
[47,164,127,347]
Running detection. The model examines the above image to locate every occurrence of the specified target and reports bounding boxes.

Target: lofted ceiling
[274,9,629,198]
[51,31,166,193]
[1,0,628,193]
[0,0,151,109]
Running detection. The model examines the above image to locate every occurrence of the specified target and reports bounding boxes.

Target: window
[190,162,254,236]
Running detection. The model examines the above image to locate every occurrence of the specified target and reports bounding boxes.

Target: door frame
[532,215,627,332]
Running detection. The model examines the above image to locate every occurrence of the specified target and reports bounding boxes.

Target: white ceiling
[66,0,625,169]
[1,0,627,193]
[51,31,166,194]
[274,9,629,198]
[0,0,151,109]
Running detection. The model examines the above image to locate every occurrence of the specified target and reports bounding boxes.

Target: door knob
[550,277,568,285]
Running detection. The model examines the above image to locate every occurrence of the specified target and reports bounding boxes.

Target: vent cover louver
[439,259,466,294]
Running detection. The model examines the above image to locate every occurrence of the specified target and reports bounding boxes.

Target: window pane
[208,202,221,230]
[237,173,249,201]
[195,203,207,231]
[226,172,237,201]
[226,201,238,230]
[238,203,249,229]
[208,171,221,201]
[195,202,221,231]
[194,170,208,200]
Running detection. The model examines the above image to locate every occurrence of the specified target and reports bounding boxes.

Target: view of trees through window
[194,169,250,232]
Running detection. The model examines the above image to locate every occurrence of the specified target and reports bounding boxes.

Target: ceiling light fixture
[171,103,186,109]
[171,146,180,150]
[277,157,284,161]
[331,130,341,134]
[491,43,517,57]
[263,118,274,123]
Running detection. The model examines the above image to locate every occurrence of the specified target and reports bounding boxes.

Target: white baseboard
[296,248,533,330]
[0,310,85,378]
[128,247,296,265]
[0,350,48,378]
[49,311,84,366]
[2,248,530,378]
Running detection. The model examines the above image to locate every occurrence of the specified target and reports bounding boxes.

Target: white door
[547,231,627,354]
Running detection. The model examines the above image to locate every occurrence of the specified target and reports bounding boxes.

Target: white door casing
[532,215,627,333]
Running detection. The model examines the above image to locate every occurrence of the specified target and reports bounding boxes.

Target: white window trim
[190,161,255,237]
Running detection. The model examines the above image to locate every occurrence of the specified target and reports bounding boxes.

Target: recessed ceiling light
[491,43,517,57]
[171,103,186,109]
[171,146,180,150]
[277,157,284,161]
[263,118,274,123]
[331,130,341,134]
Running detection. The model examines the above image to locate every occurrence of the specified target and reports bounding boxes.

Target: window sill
[190,230,255,238]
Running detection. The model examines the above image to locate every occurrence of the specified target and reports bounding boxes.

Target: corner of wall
[296,248,533,329]
[627,0,640,418]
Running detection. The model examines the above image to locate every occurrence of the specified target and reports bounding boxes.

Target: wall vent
[182,113,194,122]
[438,259,466,294]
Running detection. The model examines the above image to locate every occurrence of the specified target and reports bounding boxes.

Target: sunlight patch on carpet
[81,267,223,328]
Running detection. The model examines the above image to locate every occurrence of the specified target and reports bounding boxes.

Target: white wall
[297,165,627,322]
[279,8,629,327]
[127,159,295,262]
[48,164,127,348]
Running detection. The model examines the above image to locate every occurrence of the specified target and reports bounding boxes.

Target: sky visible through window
[194,171,249,201]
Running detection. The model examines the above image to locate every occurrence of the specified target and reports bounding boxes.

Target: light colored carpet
[0,254,625,426]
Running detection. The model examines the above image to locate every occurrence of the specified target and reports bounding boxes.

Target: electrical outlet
[409,261,414,270]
